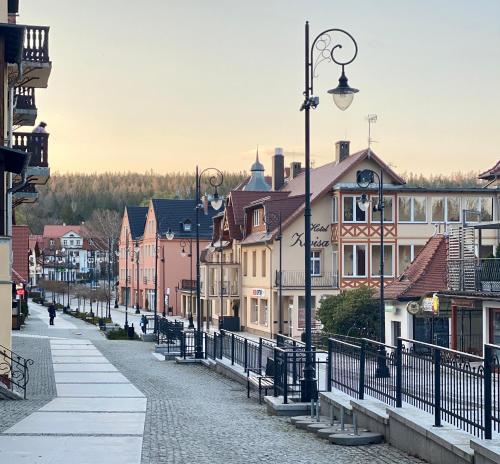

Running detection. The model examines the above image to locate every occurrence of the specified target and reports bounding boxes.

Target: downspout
[265,238,273,339]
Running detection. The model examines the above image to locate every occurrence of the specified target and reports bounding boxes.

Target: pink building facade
[118,199,216,316]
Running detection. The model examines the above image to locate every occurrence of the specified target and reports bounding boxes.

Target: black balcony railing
[23,25,50,63]
[180,279,196,291]
[277,270,338,288]
[448,258,500,293]
[14,86,36,110]
[328,336,500,439]
[12,132,49,167]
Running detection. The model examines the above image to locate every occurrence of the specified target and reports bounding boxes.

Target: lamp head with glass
[327,66,359,111]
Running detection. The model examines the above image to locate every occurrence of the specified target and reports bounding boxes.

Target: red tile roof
[279,148,405,230]
[43,224,82,238]
[384,234,448,300]
[478,160,500,180]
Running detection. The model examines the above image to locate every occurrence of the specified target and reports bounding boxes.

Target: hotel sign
[290,223,331,248]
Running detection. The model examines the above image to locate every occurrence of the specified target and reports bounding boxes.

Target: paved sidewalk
[0,303,146,463]
[0,301,424,464]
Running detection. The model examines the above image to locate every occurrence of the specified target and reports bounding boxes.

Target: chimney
[290,161,302,179]
[335,140,350,164]
[272,147,285,191]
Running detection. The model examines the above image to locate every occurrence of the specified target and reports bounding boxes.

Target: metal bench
[247,357,275,404]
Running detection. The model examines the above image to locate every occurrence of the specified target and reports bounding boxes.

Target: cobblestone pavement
[1,304,424,464]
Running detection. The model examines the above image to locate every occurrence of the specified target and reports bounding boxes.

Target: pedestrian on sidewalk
[48,304,56,326]
[140,314,148,334]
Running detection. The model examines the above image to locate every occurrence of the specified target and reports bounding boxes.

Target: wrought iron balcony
[12,182,37,206]
[448,258,500,293]
[12,132,48,167]
[180,279,196,291]
[23,25,50,63]
[276,270,339,289]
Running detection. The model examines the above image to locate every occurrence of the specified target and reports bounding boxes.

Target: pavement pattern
[0,301,424,464]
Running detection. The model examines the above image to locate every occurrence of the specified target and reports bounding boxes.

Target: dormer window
[183,220,192,232]
[253,209,260,227]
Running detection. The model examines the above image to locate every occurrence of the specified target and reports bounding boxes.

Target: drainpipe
[6,86,14,235]
[265,240,273,339]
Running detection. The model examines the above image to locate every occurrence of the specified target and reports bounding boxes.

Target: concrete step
[295,417,330,430]
[328,431,384,446]
[290,415,328,425]
[0,383,23,400]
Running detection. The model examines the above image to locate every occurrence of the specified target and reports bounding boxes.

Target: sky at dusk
[20,0,500,176]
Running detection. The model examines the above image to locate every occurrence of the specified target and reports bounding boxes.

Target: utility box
[219,316,240,332]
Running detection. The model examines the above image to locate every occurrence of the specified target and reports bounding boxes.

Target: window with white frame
[252,209,260,227]
[343,196,366,223]
[464,197,494,222]
[343,244,367,277]
[398,244,425,274]
[446,197,461,222]
[431,197,445,222]
[431,196,461,222]
[332,196,338,223]
[398,196,427,222]
[372,196,394,223]
[371,244,394,277]
[259,299,268,326]
[311,250,321,276]
[250,298,259,323]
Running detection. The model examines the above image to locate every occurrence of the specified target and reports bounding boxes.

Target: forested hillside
[16,169,485,234]
[17,171,247,234]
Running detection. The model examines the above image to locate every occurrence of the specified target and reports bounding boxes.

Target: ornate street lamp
[134,241,140,314]
[154,226,174,333]
[300,22,359,401]
[194,166,224,358]
[179,238,194,325]
[357,168,390,378]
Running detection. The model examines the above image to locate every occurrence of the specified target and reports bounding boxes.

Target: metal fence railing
[328,336,500,439]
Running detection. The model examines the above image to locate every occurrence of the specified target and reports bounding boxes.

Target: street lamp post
[124,235,130,327]
[179,238,193,322]
[300,21,359,401]
[357,168,390,378]
[154,225,174,333]
[194,166,224,358]
[264,211,283,335]
[134,241,140,314]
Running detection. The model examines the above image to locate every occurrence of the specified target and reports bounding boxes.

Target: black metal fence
[0,344,34,399]
[328,336,500,439]
[157,318,184,351]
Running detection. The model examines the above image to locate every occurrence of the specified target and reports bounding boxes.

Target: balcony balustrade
[276,270,339,289]
[448,258,500,293]
[209,281,239,297]
[180,279,196,291]
[13,132,48,167]
[23,25,50,63]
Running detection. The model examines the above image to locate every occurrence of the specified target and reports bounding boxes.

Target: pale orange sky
[20,0,500,176]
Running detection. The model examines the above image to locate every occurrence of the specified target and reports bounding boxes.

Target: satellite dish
[406,301,420,315]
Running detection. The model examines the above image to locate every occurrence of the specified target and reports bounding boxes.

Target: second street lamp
[154,225,174,333]
[357,168,390,378]
[179,238,193,324]
[194,166,224,358]
[134,241,140,314]
[300,21,359,401]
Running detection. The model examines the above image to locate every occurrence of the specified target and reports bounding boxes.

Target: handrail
[400,337,483,361]
[0,344,34,399]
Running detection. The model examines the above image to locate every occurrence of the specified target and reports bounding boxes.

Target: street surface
[0,301,423,463]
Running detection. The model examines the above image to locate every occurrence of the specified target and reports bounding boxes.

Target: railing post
[258,338,263,374]
[244,338,248,371]
[23,359,28,399]
[214,333,217,359]
[327,338,332,392]
[359,339,366,400]
[484,344,493,440]
[204,332,207,359]
[396,338,402,408]
[219,330,224,359]
[283,351,288,404]
[231,333,235,365]
[181,332,185,359]
[434,347,441,427]
[273,347,279,397]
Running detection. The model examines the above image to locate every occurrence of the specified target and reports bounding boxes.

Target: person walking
[48,303,56,326]
[140,314,148,334]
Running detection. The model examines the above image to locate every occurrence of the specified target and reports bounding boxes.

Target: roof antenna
[367,114,378,152]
